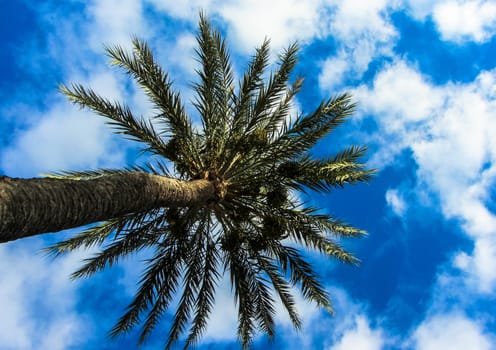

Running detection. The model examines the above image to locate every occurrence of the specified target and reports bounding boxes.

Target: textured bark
[0,172,215,243]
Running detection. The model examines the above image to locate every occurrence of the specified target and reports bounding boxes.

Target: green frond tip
[329,223,368,238]
[325,245,361,266]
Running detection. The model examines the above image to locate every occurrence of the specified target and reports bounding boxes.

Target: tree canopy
[15,13,375,349]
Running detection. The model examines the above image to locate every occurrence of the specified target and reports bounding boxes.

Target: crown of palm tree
[47,14,374,350]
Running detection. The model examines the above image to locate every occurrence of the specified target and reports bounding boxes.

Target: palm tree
[0,14,374,349]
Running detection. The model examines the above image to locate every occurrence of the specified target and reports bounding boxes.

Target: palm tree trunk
[0,172,215,243]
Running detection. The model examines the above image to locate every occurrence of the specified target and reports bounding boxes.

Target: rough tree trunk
[0,172,215,243]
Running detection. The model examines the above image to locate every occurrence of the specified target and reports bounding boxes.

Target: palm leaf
[109,239,185,337]
[183,235,221,348]
[60,83,169,157]
[258,256,302,330]
[163,213,210,349]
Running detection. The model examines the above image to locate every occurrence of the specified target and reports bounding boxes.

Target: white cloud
[404,0,496,44]
[453,236,496,293]
[403,0,442,19]
[353,61,443,166]
[411,313,494,350]
[432,0,496,43]
[385,188,407,216]
[326,0,397,42]
[0,240,88,350]
[166,33,199,75]
[328,315,384,350]
[1,69,130,177]
[149,0,397,76]
[356,61,443,125]
[203,276,238,341]
[1,103,124,177]
[87,0,148,48]
[356,62,496,291]
[319,0,398,90]
[1,109,91,175]
[320,287,388,350]
[409,72,496,290]
[38,315,84,350]
[147,0,213,20]
[319,53,351,92]
[219,0,324,53]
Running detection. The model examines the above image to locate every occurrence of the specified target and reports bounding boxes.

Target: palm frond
[109,208,196,338]
[247,42,299,134]
[194,13,234,150]
[71,210,164,279]
[163,214,210,349]
[44,161,171,180]
[275,245,333,313]
[253,275,277,340]
[60,83,169,157]
[44,210,152,256]
[265,77,303,138]
[105,39,203,174]
[229,38,271,138]
[106,39,191,138]
[109,239,185,337]
[280,149,375,192]
[223,242,257,349]
[258,256,302,330]
[220,45,300,179]
[278,207,362,265]
[269,93,356,162]
[183,236,221,348]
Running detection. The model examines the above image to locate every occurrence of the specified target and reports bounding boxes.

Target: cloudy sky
[1,0,496,349]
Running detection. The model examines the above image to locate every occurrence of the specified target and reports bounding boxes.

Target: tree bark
[0,172,215,243]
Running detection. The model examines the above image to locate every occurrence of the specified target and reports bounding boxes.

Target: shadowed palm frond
[258,257,302,330]
[109,236,186,337]
[70,212,163,279]
[226,247,258,349]
[275,245,333,312]
[44,206,162,257]
[272,93,357,160]
[163,213,211,349]
[183,236,221,348]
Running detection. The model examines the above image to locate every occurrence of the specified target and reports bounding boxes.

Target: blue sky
[1,1,496,349]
